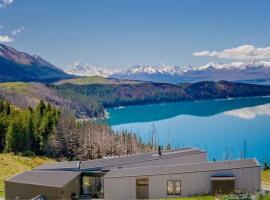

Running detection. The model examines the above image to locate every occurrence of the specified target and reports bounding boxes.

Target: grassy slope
[262,169,270,191]
[262,170,270,183]
[0,82,31,93]
[0,82,44,103]
[0,153,55,197]
[55,75,142,85]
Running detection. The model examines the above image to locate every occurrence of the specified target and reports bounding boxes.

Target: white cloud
[11,26,24,35]
[0,35,13,42]
[193,50,210,57]
[193,45,270,60]
[0,0,14,8]
[3,0,14,7]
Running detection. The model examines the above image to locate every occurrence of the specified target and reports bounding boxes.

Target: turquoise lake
[108,96,270,163]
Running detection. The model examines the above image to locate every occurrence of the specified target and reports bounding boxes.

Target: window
[81,175,104,197]
[167,180,174,195]
[175,180,181,195]
[167,180,181,195]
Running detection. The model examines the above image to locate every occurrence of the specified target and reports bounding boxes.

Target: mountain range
[1,44,270,85]
[65,61,270,84]
[1,44,270,119]
[0,44,72,82]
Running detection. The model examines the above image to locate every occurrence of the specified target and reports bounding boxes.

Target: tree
[264,161,270,171]
[5,116,22,154]
[1,99,60,155]
[0,116,7,152]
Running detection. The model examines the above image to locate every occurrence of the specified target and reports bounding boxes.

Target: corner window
[167,180,181,195]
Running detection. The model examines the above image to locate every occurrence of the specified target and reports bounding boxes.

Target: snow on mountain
[65,60,270,84]
[65,60,121,77]
[125,64,188,75]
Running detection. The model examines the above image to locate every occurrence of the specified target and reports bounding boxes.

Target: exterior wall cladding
[104,163,261,199]
[5,174,81,200]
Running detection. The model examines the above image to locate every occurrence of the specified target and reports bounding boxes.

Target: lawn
[164,196,214,200]
[262,169,270,184]
[0,153,55,197]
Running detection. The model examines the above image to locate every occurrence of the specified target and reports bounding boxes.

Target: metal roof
[104,158,260,178]
[34,161,78,170]
[35,147,205,171]
[6,170,81,188]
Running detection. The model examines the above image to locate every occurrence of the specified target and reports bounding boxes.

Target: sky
[1,0,270,68]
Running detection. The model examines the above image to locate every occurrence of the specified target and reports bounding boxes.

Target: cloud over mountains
[193,45,270,60]
[0,35,13,42]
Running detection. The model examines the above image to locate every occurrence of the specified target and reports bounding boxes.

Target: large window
[167,180,181,195]
[81,175,104,197]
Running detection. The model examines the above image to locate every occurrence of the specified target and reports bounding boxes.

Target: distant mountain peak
[65,60,121,77]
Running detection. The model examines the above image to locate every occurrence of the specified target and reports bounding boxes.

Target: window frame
[167,180,181,195]
[167,180,174,195]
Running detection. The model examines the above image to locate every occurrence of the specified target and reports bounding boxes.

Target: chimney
[158,146,162,156]
[77,161,81,169]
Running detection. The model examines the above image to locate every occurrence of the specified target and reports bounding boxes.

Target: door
[212,180,235,195]
[136,178,149,199]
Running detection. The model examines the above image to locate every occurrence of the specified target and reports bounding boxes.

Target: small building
[5,147,261,200]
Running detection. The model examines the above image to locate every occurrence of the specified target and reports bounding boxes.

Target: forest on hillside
[0,99,153,160]
[0,82,104,119]
[53,80,270,108]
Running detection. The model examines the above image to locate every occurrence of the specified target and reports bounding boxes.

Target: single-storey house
[5,147,261,200]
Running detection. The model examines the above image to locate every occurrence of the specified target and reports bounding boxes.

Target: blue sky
[1,0,270,68]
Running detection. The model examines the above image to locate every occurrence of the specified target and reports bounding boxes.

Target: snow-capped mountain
[65,60,121,77]
[65,60,270,84]
[123,64,190,75]
[111,61,270,84]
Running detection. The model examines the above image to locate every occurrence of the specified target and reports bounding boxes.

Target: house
[5,147,261,200]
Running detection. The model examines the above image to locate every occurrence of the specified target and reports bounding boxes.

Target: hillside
[0,82,103,118]
[53,81,270,108]
[0,44,72,83]
[2,79,270,119]
[0,76,142,118]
